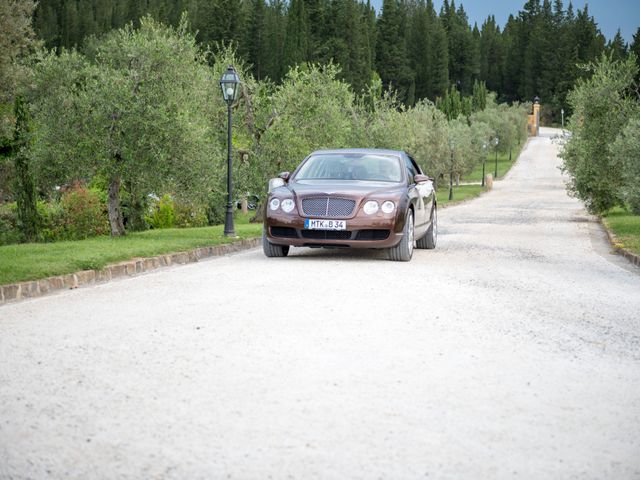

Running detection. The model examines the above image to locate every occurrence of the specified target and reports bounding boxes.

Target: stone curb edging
[599,218,640,268]
[0,237,261,306]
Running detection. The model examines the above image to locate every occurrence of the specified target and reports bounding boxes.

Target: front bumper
[265,210,404,249]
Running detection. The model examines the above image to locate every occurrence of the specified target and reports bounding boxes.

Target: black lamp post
[481,142,487,187]
[449,139,455,201]
[220,65,241,237]
[493,136,499,179]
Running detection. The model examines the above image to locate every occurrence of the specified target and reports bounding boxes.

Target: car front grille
[354,229,390,240]
[301,230,353,240]
[301,197,356,217]
[271,226,298,238]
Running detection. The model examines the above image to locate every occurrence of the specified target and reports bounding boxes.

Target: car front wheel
[262,228,290,257]
[416,204,437,249]
[388,210,414,262]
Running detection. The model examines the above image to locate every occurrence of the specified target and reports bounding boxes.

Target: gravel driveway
[1,127,639,479]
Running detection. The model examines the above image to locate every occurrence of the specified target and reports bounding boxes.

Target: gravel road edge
[0,238,261,306]
[599,217,640,268]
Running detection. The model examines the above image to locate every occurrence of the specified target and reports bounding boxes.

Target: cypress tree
[631,27,640,62]
[479,15,504,94]
[428,2,449,98]
[34,1,61,49]
[77,0,96,41]
[328,0,372,93]
[196,0,246,48]
[630,27,640,81]
[61,0,79,47]
[248,0,268,79]
[471,80,487,111]
[607,30,628,61]
[501,14,522,102]
[94,0,114,34]
[304,0,328,61]
[13,97,39,242]
[442,3,478,94]
[283,0,310,69]
[376,0,414,105]
[263,0,287,80]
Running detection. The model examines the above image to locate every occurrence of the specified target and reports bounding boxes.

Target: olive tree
[29,16,220,235]
[445,118,474,182]
[610,116,640,213]
[561,55,639,214]
[365,98,450,178]
[257,63,355,177]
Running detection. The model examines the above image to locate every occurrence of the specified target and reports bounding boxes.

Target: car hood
[282,180,405,199]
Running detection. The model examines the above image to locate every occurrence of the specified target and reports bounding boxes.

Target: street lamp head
[494,137,499,146]
[483,142,487,150]
[534,95,540,104]
[220,65,241,103]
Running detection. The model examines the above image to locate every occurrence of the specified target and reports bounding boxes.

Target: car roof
[309,148,406,158]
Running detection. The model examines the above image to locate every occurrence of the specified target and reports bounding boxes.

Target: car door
[406,155,433,232]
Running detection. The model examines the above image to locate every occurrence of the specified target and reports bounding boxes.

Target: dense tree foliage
[28,17,221,235]
[0,0,37,102]
[1,0,633,244]
[31,0,631,111]
[561,55,640,214]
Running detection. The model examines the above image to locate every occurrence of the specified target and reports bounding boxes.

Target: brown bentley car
[262,149,437,261]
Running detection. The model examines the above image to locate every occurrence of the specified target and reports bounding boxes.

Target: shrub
[147,194,175,229]
[174,198,208,228]
[0,203,23,245]
[59,186,109,239]
[37,199,65,242]
[206,189,227,226]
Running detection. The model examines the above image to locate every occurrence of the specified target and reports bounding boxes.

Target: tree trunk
[108,174,126,236]
[250,201,265,223]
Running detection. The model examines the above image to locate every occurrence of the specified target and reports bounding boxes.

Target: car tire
[416,204,437,250]
[262,228,289,257]
[388,210,414,262]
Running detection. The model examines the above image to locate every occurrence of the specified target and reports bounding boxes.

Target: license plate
[304,219,347,230]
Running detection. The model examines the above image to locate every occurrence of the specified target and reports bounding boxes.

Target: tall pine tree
[376,0,414,104]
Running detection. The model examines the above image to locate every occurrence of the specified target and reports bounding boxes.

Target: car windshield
[294,153,403,182]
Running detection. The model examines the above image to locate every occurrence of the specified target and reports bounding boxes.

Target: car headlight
[269,198,281,211]
[281,199,295,213]
[381,201,395,214]
[363,200,379,215]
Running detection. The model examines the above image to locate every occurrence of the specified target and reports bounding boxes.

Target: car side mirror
[414,174,431,184]
[278,171,290,182]
[268,177,286,193]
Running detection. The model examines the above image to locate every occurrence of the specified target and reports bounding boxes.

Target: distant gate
[528,99,540,136]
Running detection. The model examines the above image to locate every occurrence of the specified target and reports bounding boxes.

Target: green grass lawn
[437,184,486,205]
[461,143,524,183]
[0,213,262,285]
[602,208,640,256]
